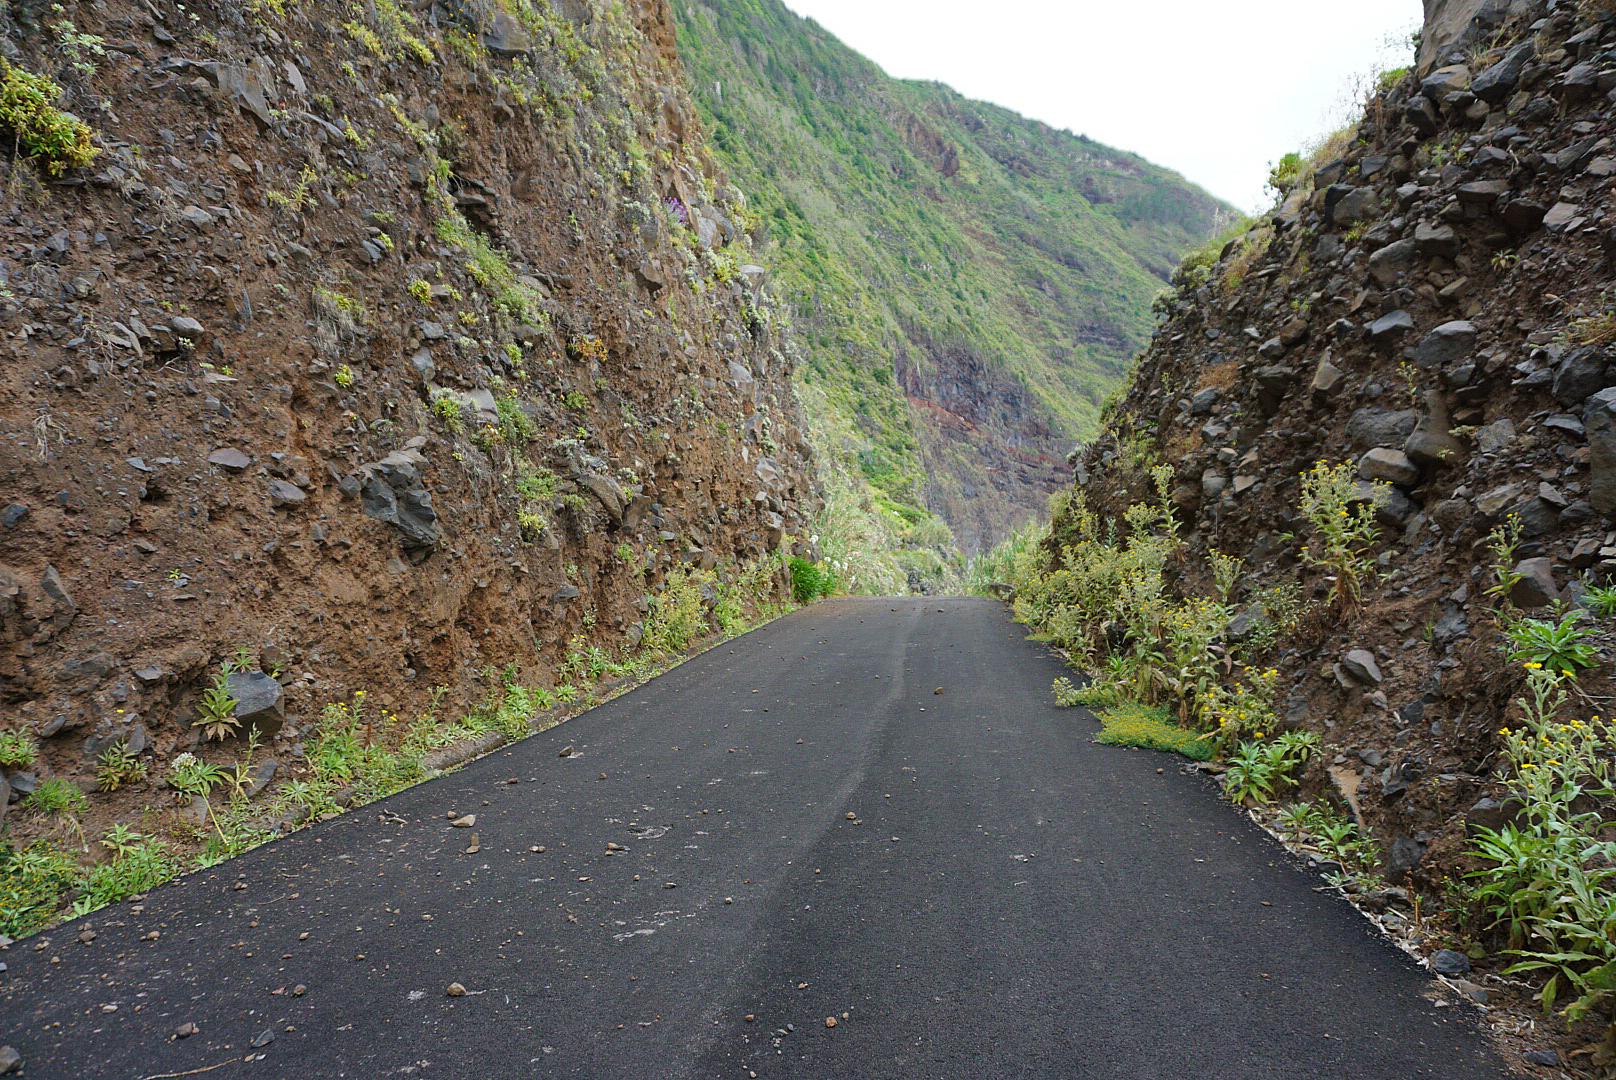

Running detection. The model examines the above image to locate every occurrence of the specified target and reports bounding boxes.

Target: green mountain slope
[673,0,1236,553]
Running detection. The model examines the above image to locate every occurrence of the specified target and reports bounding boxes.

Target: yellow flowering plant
[1199,666,1281,755]
[1293,460,1388,614]
[1470,663,1616,1021]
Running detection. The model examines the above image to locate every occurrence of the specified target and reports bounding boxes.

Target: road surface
[1,597,1507,1078]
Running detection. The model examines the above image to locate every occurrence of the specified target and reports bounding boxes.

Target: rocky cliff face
[0,0,814,794]
[1061,0,1616,1031]
[1419,0,1538,74]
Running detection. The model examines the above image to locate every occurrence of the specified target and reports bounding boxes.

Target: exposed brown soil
[0,0,815,865]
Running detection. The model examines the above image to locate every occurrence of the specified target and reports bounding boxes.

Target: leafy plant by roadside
[73,826,176,917]
[1160,597,1229,722]
[95,741,148,792]
[1469,664,1616,1022]
[1199,667,1281,757]
[714,554,788,633]
[168,751,225,800]
[0,845,78,938]
[307,691,425,805]
[1017,472,1311,774]
[1276,802,1376,867]
[644,565,711,654]
[1224,730,1320,805]
[788,555,836,605]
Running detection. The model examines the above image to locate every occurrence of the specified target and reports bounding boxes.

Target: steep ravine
[673,0,1234,553]
[0,0,814,847]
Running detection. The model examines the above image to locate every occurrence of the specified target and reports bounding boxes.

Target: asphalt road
[2,597,1508,1079]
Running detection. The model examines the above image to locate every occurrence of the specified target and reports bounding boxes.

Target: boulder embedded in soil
[225,672,285,738]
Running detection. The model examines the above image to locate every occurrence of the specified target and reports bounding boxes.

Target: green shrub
[1198,667,1281,756]
[1471,667,1616,1020]
[168,752,224,798]
[95,741,147,792]
[1583,585,1616,618]
[788,556,836,605]
[434,211,542,320]
[1484,515,1526,601]
[1224,730,1319,804]
[1295,460,1385,615]
[0,59,98,175]
[643,567,710,654]
[193,667,241,741]
[0,728,37,768]
[465,667,546,742]
[430,389,467,433]
[308,692,424,803]
[1011,469,1190,706]
[711,553,789,632]
[1276,802,1376,867]
[496,391,538,444]
[0,845,78,938]
[1052,676,1119,709]
[1265,152,1304,198]
[74,826,176,917]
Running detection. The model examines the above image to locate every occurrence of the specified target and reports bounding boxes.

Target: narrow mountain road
[4,598,1508,1079]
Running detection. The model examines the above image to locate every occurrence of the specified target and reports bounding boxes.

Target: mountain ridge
[674,0,1236,553]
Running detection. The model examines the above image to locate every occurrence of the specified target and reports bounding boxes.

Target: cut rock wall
[0,0,814,785]
[1069,0,1616,894]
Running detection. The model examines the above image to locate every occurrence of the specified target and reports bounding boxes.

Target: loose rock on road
[2,598,1507,1078]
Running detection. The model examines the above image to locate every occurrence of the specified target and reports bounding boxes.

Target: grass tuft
[1092,702,1215,762]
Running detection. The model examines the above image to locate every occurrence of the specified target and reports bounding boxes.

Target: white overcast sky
[778,0,1421,212]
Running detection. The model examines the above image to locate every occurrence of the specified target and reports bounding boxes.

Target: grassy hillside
[673,0,1236,553]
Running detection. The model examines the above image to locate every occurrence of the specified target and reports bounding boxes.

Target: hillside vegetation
[673,0,1234,556]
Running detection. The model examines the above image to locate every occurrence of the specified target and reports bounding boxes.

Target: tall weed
[1470,666,1616,1021]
